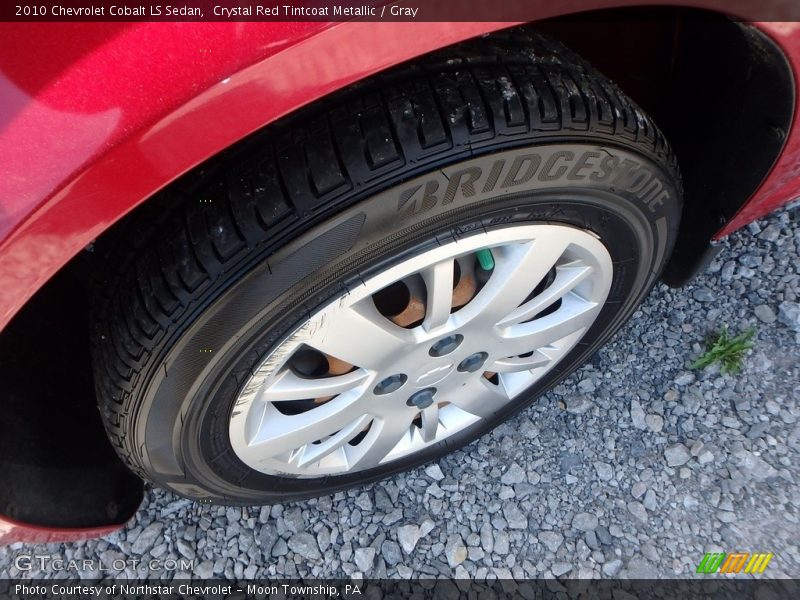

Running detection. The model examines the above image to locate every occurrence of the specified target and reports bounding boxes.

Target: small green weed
[691,326,756,374]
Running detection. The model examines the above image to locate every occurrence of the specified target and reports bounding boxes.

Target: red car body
[1,3,799,543]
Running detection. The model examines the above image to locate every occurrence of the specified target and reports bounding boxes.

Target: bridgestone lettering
[399,150,670,217]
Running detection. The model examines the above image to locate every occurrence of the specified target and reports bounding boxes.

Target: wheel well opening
[0,261,143,529]
[536,6,794,284]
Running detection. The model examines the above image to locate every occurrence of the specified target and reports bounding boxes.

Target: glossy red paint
[0,20,512,333]
[1,4,799,544]
[0,514,123,545]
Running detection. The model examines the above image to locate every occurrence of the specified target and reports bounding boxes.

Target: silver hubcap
[230,224,613,477]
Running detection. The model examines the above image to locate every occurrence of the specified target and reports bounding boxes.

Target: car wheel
[91,30,681,503]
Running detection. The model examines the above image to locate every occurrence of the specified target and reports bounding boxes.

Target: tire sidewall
[136,142,680,502]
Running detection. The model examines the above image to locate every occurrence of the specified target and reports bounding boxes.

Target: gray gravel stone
[697,450,715,465]
[641,542,660,563]
[374,487,393,512]
[382,508,403,525]
[734,449,779,480]
[503,504,528,530]
[397,564,413,578]
[692,288,715,302]
[631,481,647,499]
[627,501,648,523]
[396,525,421,554]
[271,538,288,557]
[755,305,777,323]
[444,535,467,568]
[551,562,572,577]
[625,556,659,578]
[130,522,162,554]
[596,526,613,546]
[645,414,664,433]
[355,492,372,512]
[317,527,331,553]
[565,395,592,414]
[257,523,279,556]
[381,540,402,566]
[594,461,614,481]
[288,533,320,560]
[283,507,304,533]
[585,529,599,550]
[501,462,526,485]
[195,560,214,578]
[572,512,599,532]
[630,399,647,429]
[602,559,623,577]
[494,531,510,555]
[176,539,195,560]
[354,547,376,572]
[778,301,800,331]
[759,223,782,241]
[419,519,435,537]
[479,522,493,554]
[665,444,692,466]
[538,531,563,553]
[424,464,445,481]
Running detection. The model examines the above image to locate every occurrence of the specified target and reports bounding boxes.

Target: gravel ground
[2,206,799,581]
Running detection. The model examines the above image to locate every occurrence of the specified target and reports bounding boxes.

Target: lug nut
[429,334,463,357]
[407,388,436,409]
[374,374,407,395]
[458,352,488,373]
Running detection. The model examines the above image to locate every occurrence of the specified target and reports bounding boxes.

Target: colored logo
[696,552,773,574]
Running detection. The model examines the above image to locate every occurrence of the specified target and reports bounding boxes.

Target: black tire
[91,28,682,504]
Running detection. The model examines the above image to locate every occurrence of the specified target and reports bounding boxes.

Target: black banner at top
[5,0,800,22]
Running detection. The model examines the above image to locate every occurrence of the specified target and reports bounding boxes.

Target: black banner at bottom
[0,579,798,600]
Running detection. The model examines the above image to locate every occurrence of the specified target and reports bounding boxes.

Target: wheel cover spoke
[293,414,373,469]
[498,260,593,327]
[419,403,440,443]
[238,390,369,464]
[463,234,570,327]
[421,259,455,332]
[306,302,412,370]
[499,294,601,357]
[490,349,551,373]
[346,416,416,471]
[447,377,510,419]
[259,369,369,403]
[230,224,613,477]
